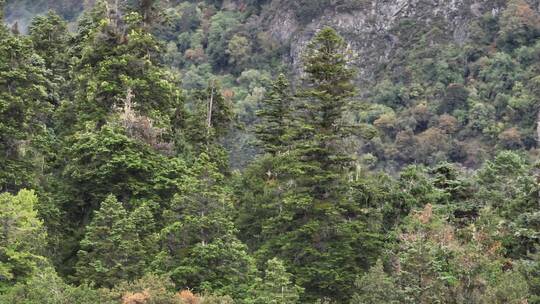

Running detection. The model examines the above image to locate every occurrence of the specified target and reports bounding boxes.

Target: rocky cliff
[259,0,539,83]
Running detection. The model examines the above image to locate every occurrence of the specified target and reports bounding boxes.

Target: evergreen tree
[293,26,356,201]
[59,2,182,131]
[255,74,293,155]
[155,153,255,299]
[0,22,51,192]
[0,267,104,304]
[238,28,380,302]
[29,11,71,105]
[0,190,48,289]
[75,195,145,288]
[526,247,540,304]
[248,258,303,304]
[185,81,234,150]
[129,201,159,265]
[350,260,400,304]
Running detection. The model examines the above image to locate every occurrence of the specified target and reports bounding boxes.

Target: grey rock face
[263,0,537,83]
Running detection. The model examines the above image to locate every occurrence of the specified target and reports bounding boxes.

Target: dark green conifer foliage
[129,201,159,265]
[248,257,304,303]
[255,73,292,155]
[51,125,186,275]
[29,11,69,74]
[527,247,540,304]
[0,0,4,21]
[29,11,71,105]
[156,153,255,299]
[186,82,234,148]
[75,194,145,288]
[0,22,51,192]
[349,260,400,304]
[238,28,380,302]
[294,26,355,201]
[61,2,182,131]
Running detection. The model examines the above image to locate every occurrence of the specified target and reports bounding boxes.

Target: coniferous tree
[526,247,540,304]
[0,190,48,289]
[59,2,182,132]
[248,258,304,304]
[129,201,159,265]
[29,11,71,105]
[50,124,187,276]
[75,195,145,288]
[238,28,380,302]
[280,28,374,302]
[349,260,400,304]
[255,74,293,155]
[293,26,355,201]
[0,22,51,192]
[185,81,234,149]
[155,153,255,299]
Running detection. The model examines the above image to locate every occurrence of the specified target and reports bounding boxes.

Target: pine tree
[0,22,51,192]
[293,26,356,201]
[156,153,255,299]
[255,74,293,155]
[59,2,182,132]
[75,195,145,288]
[238,28,380,302]
[350,260,400,304]
[248,258,304,304]
[0,190,48,288]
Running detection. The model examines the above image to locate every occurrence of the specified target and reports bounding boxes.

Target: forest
[0,0,540,303]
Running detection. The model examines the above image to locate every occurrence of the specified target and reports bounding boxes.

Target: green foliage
[0,190,47,290]
[184,82,235,149]
[0,25,51,192]
[254,74,292,155]
[294,26,355,201]
[353,205,530,304]
[350,260,400,304]
[207,11,240,69]
[2,1,540,303]
[238,28,382,302]
[155,154,256,299]
[248,258,303,303]
[0,267,105,304]
[62,8,183,131]
[75,195,146,288]
[52,125,187,271]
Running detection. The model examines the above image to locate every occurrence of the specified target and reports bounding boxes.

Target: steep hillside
[4,0,540,170]
[2,1,540,303]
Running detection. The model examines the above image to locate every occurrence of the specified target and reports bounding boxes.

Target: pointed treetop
[303,26,356,98]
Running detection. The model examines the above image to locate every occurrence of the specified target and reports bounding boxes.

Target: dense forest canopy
[1,0,540,303]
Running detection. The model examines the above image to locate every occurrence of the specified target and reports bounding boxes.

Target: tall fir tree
[29,11,71,106]
[255,74,293,155]
[237,28,380,302]
[75,195,145,288]
[155,153,255,299]
[0,21,51,192]
[247,257,304,304]
[293,26,356,202]
[58,1,182,132]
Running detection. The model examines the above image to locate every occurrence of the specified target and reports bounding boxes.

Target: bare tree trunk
[207,80,215,134]
[537,110,540,208]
